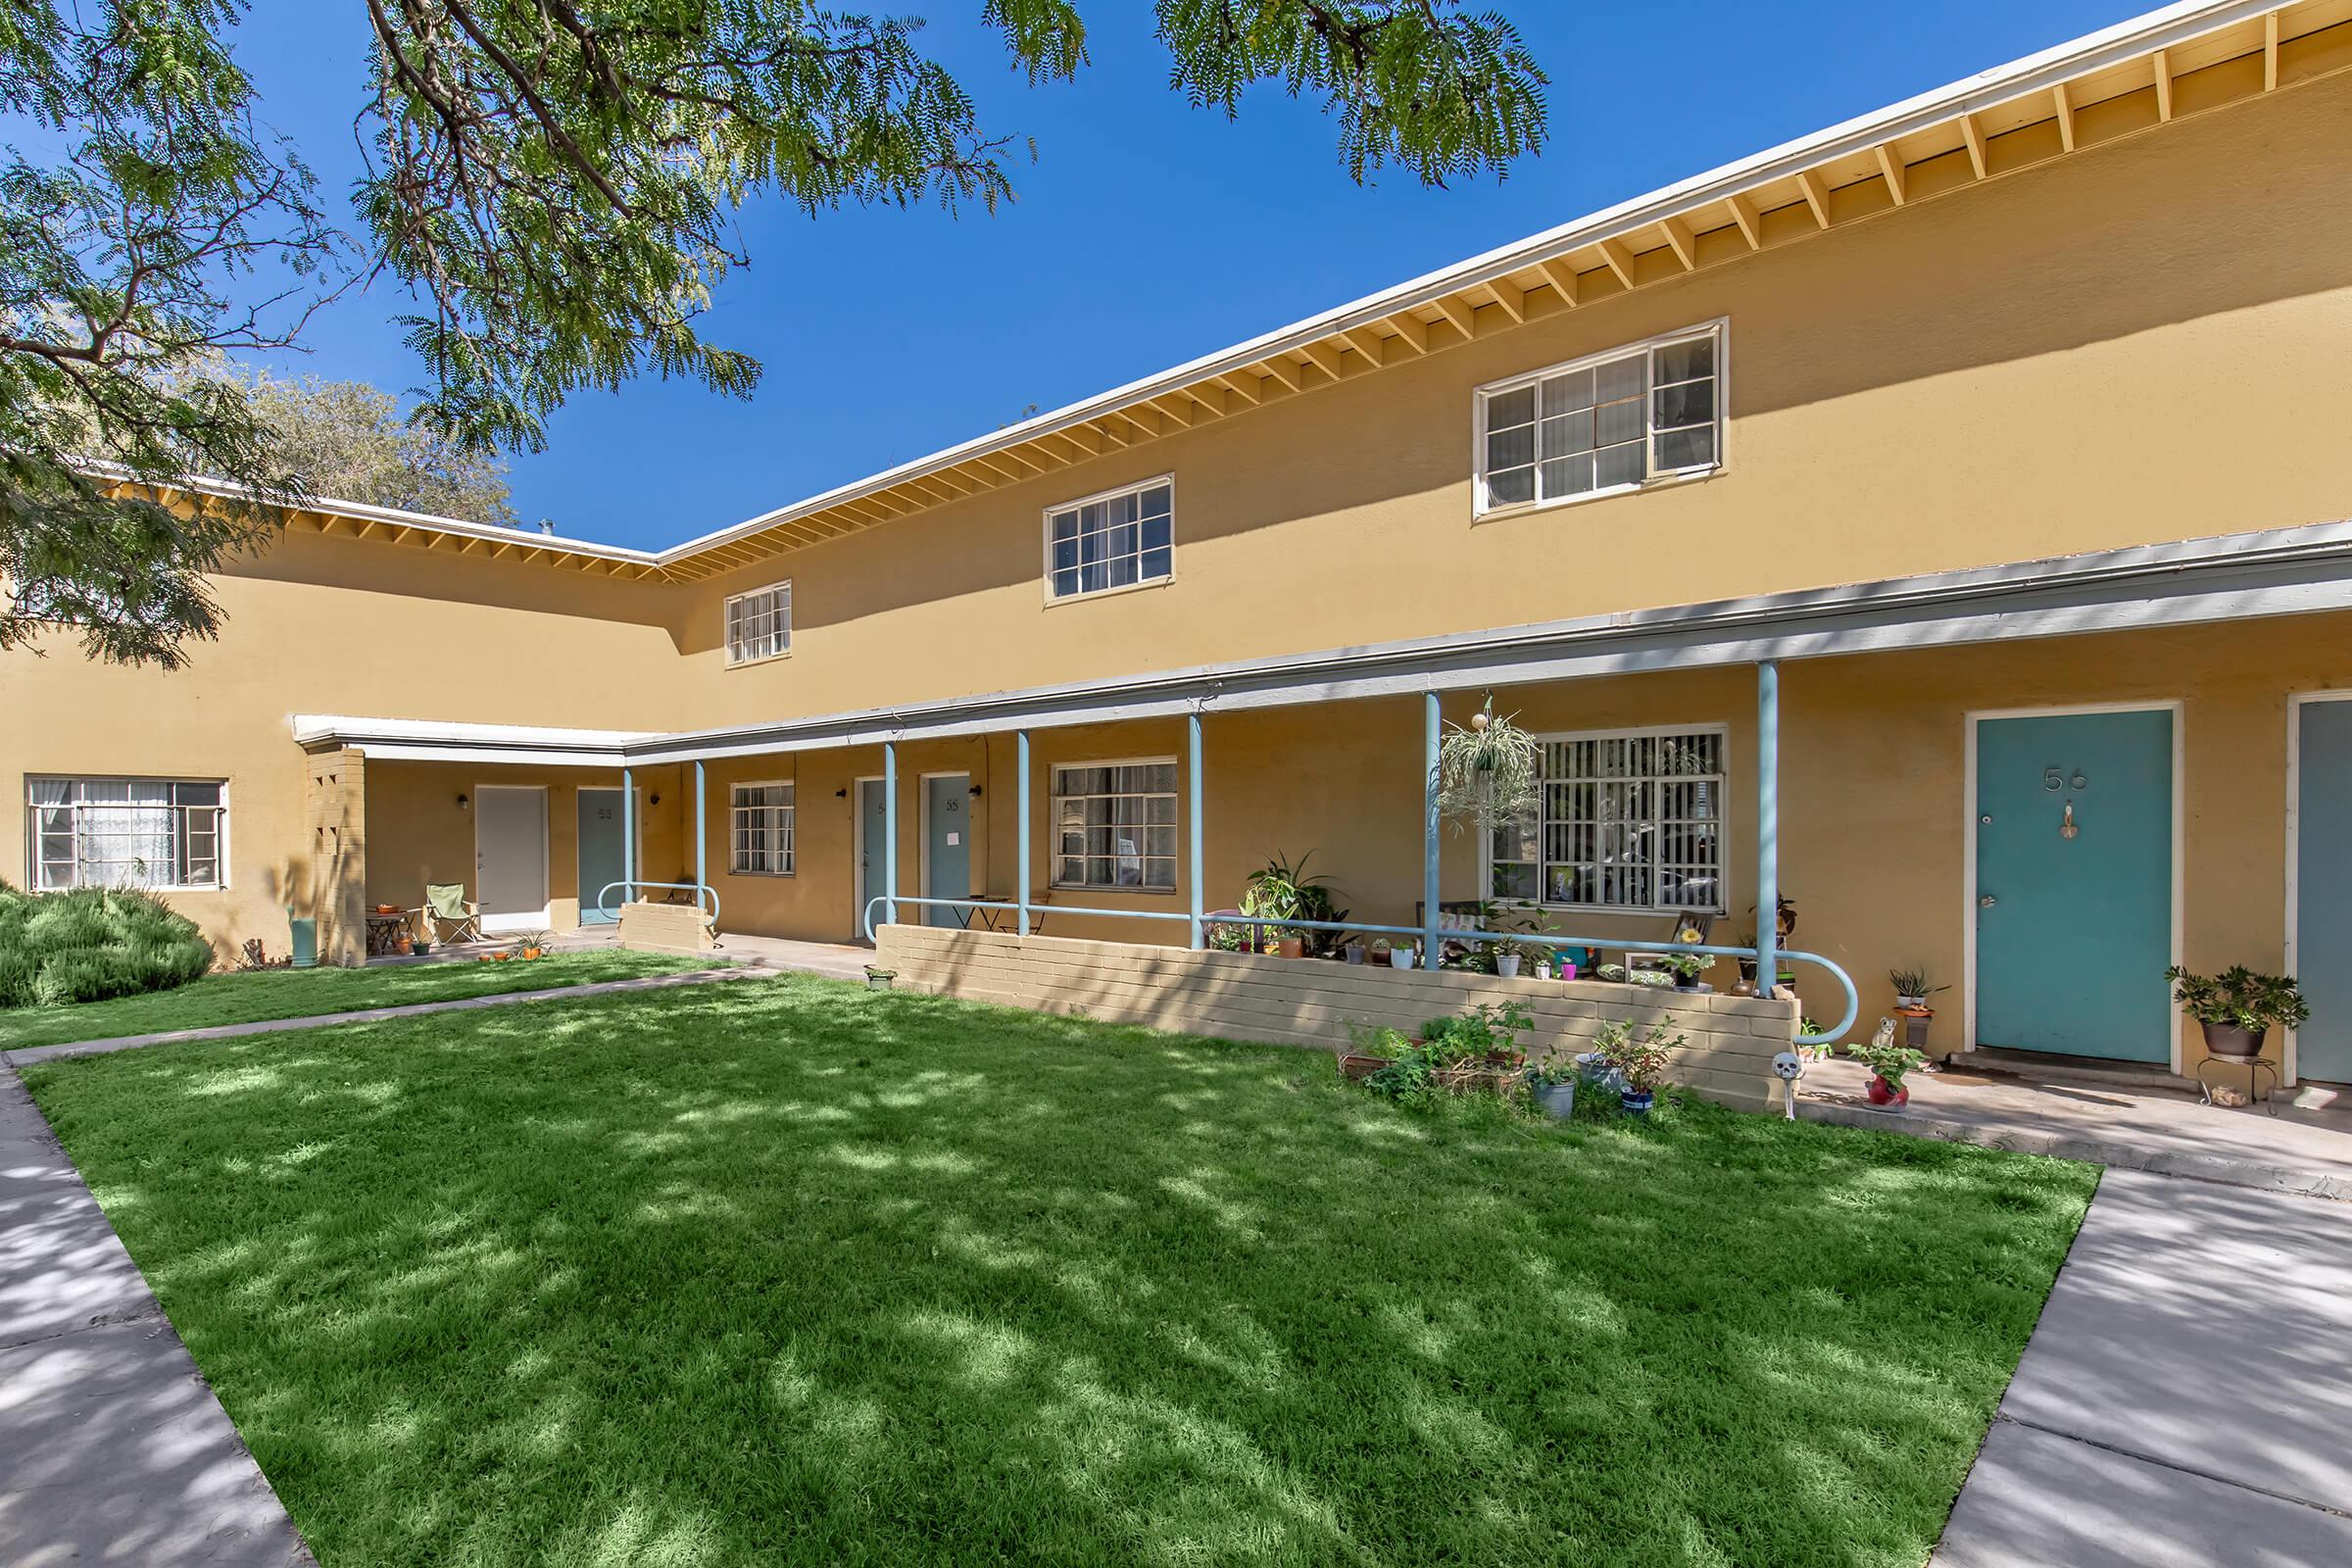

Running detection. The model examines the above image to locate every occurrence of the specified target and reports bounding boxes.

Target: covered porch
[301,521,2352,1103]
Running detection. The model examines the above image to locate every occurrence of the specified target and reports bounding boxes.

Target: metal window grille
[1487,728,1724,911]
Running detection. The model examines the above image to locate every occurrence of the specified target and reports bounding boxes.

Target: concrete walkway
[0,1067,313,1565]
[1800,1056,2352,1200]
[1934,1169,2352,1567]
[2,964,758,1067]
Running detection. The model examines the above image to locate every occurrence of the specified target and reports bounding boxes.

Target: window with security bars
[730,783,795,874]
[1052,760,1178,890]
[724,581,791,664]
[28,778,226,891]
[1047,478,1172,601]
[1487,728,1725,911]
[1476,323,1723,514]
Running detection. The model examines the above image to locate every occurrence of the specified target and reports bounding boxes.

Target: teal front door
[924,774,971,928]
[576,788,626,925]
[858,778,890,936]
[1974,709,2173,1062]
[2295,700,2352,1083]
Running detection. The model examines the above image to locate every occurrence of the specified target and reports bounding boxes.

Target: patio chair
[412,883,483,947]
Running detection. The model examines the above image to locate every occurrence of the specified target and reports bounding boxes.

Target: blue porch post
[1757,661,1781,997]
[1423,691,1442,968]
[882,741,899,926]
[1188,710,1205,949]
[620,766,636,904]
[693,760,707,912]
[1016,730,1032,937]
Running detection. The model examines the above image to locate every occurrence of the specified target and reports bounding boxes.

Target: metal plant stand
[2195,1054,2278,1115]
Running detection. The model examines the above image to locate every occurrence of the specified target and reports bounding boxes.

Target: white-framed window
[1052,760,1178,890]
[1474,320,1725,515]
[1487,726,1726,912]
[1045,475,1173,602]
[724,580,791,665]
[730,783,795,875]
[27,777,227,892]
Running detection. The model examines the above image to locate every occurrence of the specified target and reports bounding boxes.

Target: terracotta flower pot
[1276,936,1304,959]
[1866,1073,1910,1108]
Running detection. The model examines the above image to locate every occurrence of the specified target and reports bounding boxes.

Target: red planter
[1865,1073,1909,1108]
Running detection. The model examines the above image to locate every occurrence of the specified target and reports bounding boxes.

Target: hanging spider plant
[1433,694,1541,836]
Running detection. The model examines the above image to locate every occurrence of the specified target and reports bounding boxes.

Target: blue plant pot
[1533,1080,1576,1119]
[1620,1088,1655,1114]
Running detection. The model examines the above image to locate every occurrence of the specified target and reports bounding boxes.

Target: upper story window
[1475,321,1725,515]
[1053,760,1177,890]
[729,783,795,875]
[1046,476,1172,602]
[1487,726,1725,912]
[724,580,791,665]
[28,777,226,892]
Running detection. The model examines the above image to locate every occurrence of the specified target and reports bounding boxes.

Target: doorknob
[1979,894,1997,908]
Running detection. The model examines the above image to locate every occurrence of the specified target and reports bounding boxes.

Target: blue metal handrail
[858,895,1858,1045]
[597,880,720,925]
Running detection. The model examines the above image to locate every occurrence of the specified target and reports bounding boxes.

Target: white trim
[1048,755,1181,895]
[1471,319,1727,519]
[853,773,887,935]
[2282,690,2352,1085]
[726,778,797,877]
[1962,700,2184,1074]
[723,578,793,667]
[22,775,232,895]
[1042,473,1176,606]
[1482,721,1732,914]
[472,783,551,932]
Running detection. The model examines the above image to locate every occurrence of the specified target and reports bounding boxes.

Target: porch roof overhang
[291,519,2352,767]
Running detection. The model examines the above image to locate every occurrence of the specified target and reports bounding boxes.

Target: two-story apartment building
[10,0,2352,1083]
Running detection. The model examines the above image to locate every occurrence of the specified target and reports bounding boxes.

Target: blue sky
[229,1,2131,549]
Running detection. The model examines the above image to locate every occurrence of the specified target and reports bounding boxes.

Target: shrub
[0,880,214,1010]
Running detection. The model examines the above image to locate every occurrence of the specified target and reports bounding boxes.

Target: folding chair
[412,882,484,946]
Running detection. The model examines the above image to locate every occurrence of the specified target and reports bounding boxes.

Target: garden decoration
[2164,965,2310,1059]
[1889,966,1950,1049]
[1849,1026,1928,1108]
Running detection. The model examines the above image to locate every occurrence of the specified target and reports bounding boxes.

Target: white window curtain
[28,778,224,891]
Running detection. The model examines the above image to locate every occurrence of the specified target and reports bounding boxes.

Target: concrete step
[1949,1047,2197,1096]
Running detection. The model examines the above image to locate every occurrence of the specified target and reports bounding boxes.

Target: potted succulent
[1849,1036,1929,1108]
[1368,937,1392,967]
[1391,942,1418,971]
[2164,965,2310,1059]
[1344,938,1367,965]
[1594,1019,1680,1114]
[1525,1058,1577,1119]
[1888,966,1950,1049]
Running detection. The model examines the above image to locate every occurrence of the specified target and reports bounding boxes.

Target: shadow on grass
[24,976,2096,1568]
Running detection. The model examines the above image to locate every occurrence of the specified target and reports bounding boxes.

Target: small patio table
[364,910,411,957]
[961,896,1047,934]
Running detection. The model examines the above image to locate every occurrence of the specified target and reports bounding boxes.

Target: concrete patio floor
[1798,1055,2352,1200]
[1932,1169,2352,1567]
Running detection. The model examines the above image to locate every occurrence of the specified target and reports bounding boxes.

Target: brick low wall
[616,900,715,956]
[874,926,1797,1112]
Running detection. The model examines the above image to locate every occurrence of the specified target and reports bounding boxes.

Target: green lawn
[0,949,720,1050]
[23,978,2095,1567]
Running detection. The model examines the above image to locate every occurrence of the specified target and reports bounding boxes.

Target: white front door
[475,786,549,932]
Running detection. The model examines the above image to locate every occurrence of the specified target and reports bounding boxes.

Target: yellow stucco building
[10,0,2352,1084]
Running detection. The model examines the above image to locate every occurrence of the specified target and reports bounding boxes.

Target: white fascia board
[619,520,2352,763]
[292,714,660,766]
[659,0,2278,567]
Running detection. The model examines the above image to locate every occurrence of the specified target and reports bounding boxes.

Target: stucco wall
[678,70,2352,724]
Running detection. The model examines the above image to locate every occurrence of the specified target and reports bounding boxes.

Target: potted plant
[1240,851,1348,958]
[1593,1019,1681,1114]
[2164,965,2310,1059]
[1392,942,1417,971]
[413,937,433,957]
[393,933,414,956]
[1658,951,1716,994]
[1433,694,1541,836]
[863,964,898,991]
[1849,1038,1929,1108]
[1343,938,1367,965]
[1337,1022,1410,1081]
[1888,966,1950,1050]
[1526,1058,1577,1119]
